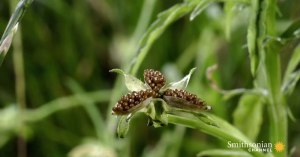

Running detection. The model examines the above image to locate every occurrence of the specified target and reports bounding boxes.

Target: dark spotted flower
[163,89,211,111]
[144,69,166,93]
[110,68,212,137]
[110,68,211,116]
[112,89,155,115]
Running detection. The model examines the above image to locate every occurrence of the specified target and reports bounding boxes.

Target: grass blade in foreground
[167,113,267,157]
[0,0,34,65]
[197,149,252,157]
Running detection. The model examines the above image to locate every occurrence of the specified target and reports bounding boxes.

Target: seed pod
[163,89,211,111]
[112,89,155,115]
[144,69,166,93]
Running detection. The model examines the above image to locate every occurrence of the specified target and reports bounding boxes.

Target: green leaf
[287,107,296,122]
[131,1,199,74]
[0,0,34,65]
[109,69,149,92]
[117,116,131,138]
[284,45,300,77]
[282,70,300,96]
[167,114,266,157]
[222,88,265,100]
[189,0,212,21]
[283,45,300,94]
[197,149,252,157]
[233,94,264,141]
[224,2,235,39]
[264,40,282,102]
[161,67,196,91]
[247,0,259,75]
[148,102,168,128]
[281,19,300,39]
[0,24,18,64]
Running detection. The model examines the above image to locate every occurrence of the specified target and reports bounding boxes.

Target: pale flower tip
[206,106,212,111]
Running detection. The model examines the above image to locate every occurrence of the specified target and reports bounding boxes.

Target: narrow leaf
[189,0,212,21]
[281,19,300,39]
[162,67,196,91]
[0,32,14,58]
[197,149,252,157]
[117,116,131,138]
[0,0,34,65]
[264,40,282,102]
[247,0,259,75]
[282,70,300,96]
[283,45,300,88]
[131,2,199,74]
[287,107,296,122]
[110,69,149,92]
[233,94,264,141]
[224,2,235,39]
[0,24,18,64]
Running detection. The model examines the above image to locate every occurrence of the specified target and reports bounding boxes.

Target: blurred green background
[0,0,300,157]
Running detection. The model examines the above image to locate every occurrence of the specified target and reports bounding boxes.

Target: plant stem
[167,114,267,157]
[10,0,27,156]
[257,0,287,156]
[25,90,111,122]
[66,80,107,142]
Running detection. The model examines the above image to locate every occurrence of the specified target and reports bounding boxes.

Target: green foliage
[197,149,252,157]
[1,0,300,157]
[233,94,264,141]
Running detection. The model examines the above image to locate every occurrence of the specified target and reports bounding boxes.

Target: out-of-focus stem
[10,0,27,156]
[25,90,111,122]
[13,25,27,157]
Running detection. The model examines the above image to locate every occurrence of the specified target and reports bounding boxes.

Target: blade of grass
[0,0,34,65]
[233,94,264,141]
[167,113,266,157]
[224,1,235,39]
[25,90,111,122]
[247,0,259,75]
[65,79,106,142]
[259,0,287,156]
[9,0,27,156]
[130,1,200,75]
[283,45,300,94]
[197,149,252,157]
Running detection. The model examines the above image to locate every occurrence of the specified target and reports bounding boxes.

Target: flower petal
[161,67,196,91]
[110,69,149,92]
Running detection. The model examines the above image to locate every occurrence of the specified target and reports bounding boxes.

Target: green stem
[131,0,156,43]
[10,0,27,157]
[66,80,107,142]
[24,90,111,122]
[258,0,287,156]
[167,114,266,157]
[12,23,26,110]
